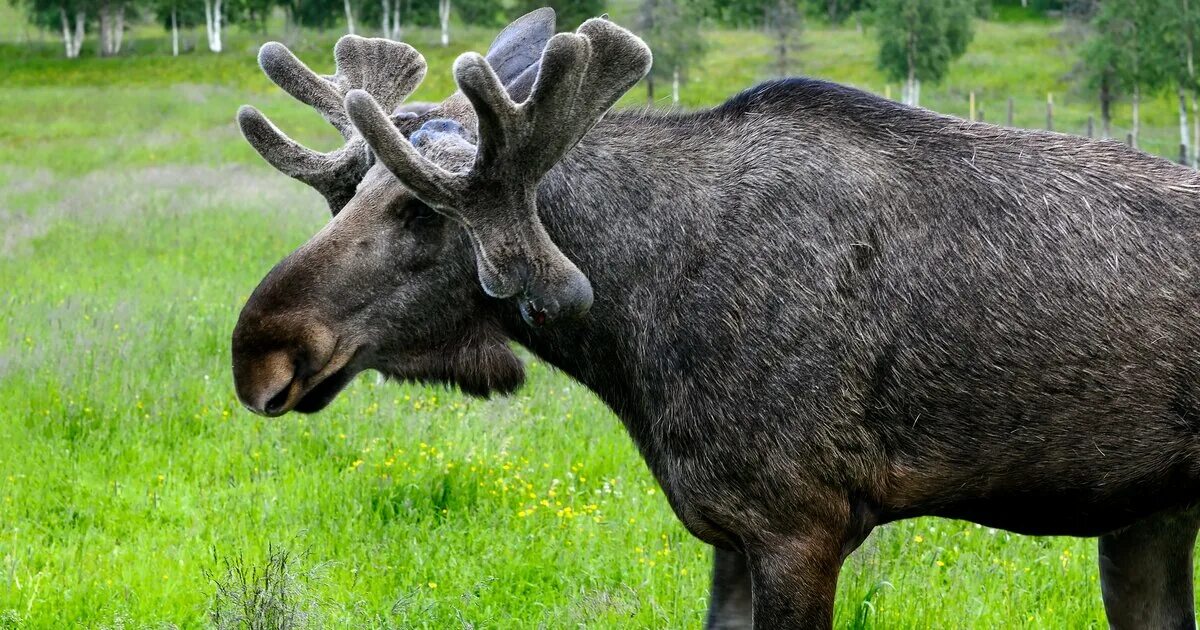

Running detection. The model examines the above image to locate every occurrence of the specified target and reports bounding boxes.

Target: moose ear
[486,7,556,87]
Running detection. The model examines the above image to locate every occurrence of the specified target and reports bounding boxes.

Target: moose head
[232,9,652,416]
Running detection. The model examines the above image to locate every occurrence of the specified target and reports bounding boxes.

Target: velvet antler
[346,17,652,325]
[237,36,426,213]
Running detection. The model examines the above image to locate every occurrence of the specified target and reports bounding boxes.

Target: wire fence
[914,90,1197,167]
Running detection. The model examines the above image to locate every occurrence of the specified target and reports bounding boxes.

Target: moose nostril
[263,384,292,415]
[235,349,300,416]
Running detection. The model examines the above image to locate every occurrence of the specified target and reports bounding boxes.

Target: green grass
[0,13,1192,629]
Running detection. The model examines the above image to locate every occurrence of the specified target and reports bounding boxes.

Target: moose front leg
[1098,506,1200,630]
[744,533,845,629]
[706,547,753,629]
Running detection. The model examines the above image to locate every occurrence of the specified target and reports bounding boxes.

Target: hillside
[0,8,1188,160]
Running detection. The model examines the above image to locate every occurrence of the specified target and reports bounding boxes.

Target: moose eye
[404,202,438,226]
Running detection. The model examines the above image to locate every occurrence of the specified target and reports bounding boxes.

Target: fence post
[969,92,976,122]
[1181,143,1189,165]
[1126,133,1134,147]
[1007,97,1014,127]
[1046,93,1054,131]
[1087,115,1094,138]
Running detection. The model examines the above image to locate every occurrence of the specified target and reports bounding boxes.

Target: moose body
[231,10,1200,628]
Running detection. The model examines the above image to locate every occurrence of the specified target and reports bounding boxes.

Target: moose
[231,8,1200,628]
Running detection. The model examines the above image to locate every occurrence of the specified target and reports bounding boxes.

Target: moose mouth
[292,365,357,413]
[251,346,361,417]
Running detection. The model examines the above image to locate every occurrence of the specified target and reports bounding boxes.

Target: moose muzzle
[232,315,354,417]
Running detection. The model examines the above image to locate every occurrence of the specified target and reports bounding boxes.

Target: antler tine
[333,35,428,121]
[452,53,522,169]
[237,105,367,211]
[258,42,351,137]
[344,90,464,207]
[259,38,427,140]
[572,19,654,123]
[517,33,593,174]
[240,36,428,214]
[453,18,651,182]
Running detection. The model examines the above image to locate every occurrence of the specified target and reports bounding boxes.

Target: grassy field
[0,9,1193,629]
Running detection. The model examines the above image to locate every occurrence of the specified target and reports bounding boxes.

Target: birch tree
[709,0,802,77]
[1160,0,1200,165]
[95,0,127,56]
[16,0,89,58]
[766,0,802,76]
[154,0,200,55]
[343,0,355,32]
[59,4,85,57]
[876,0,975,107]
[438,0,449,44]
[635,0,708,104]
[1083,0,1163,148]
[204,0,222,52]
[379,0,400,38]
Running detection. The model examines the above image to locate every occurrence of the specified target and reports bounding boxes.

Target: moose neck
[497,109,739,442]
[495,79,918,457]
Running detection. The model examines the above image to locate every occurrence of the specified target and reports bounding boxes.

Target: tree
[378,0,401,38]
[204,0,223,51]
[95,0,133,56]
[454,0,501,26]
[283,0,340,31]
[153,0,202,54]
[766,0,803,75]
[438,0,449,43]
[810,0,868,25]
[512,0,605,31]
[636,0,708,104]
[1082,0,1164,146]
[59,0,86,57]
[11,0,89,58]
[235,0,276,32]
[1157,0,1200,164]
[875,0,974,106]
[709,0,804,75]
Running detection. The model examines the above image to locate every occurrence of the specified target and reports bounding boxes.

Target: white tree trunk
[1132,86,1141,149]
[59,7,84,58]
[439,0,450,45]
[1192,93,1198,168]
[205,0,223,53]
[112,4,124,54]
[172,7,179,56]
[1181,90,1190,164]
[72,10,84,57]
[344,0,356,34]
[97,0,110,56]
[380,0,401,39]
[672,67,680,105]
[59,8,71,57]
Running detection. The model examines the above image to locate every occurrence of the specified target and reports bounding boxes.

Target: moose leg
[1098,506,1200,630]
[745,534,843,629]
[705,547,753,629]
